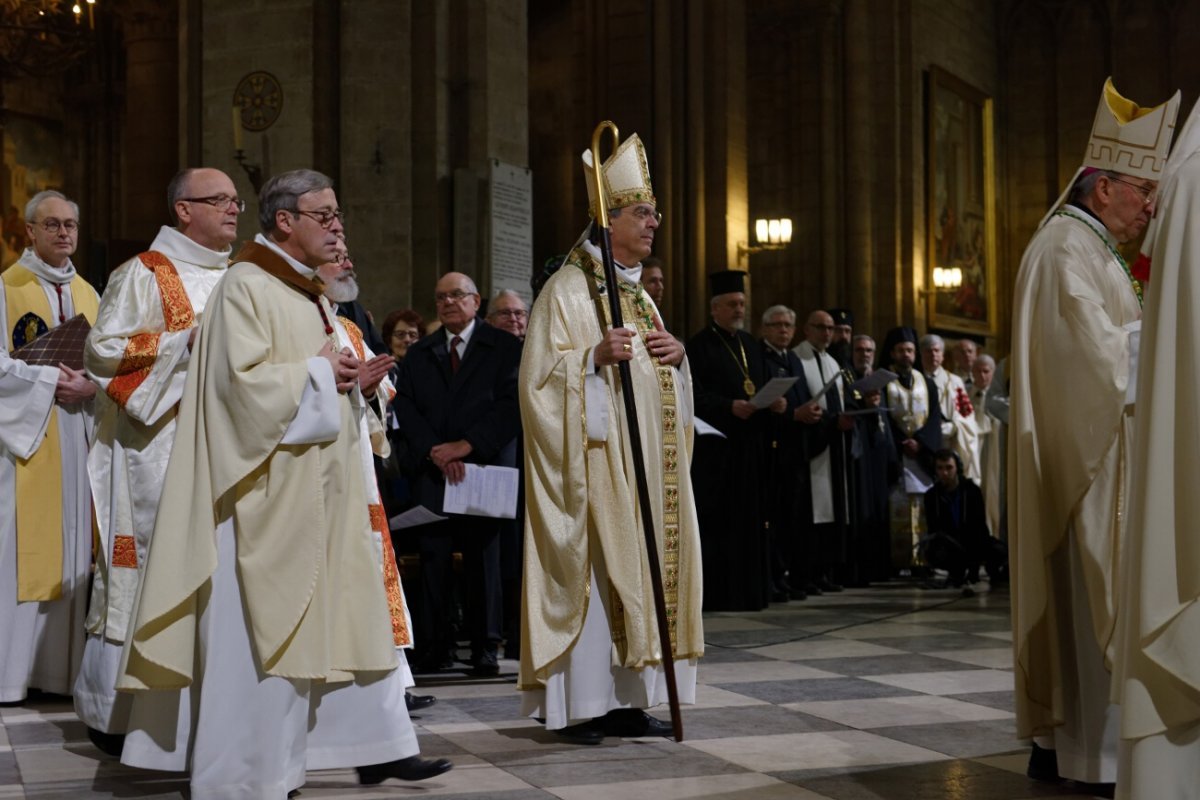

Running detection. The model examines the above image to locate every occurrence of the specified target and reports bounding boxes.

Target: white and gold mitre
[1083,78,1181,180]
[581,133,656,218]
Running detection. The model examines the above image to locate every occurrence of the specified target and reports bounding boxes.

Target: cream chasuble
[971,384,1003,539]
[118,242,397,690]
[1114,152,1200,799]
[518,247,704,689]
[1009,205,1140,743]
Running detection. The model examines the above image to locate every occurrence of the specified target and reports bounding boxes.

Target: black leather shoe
[357,755,453,784]
[86,726,125,757]
[601,708,672,738]
[412,652,454,673]
[789,587,808,601]
[816,577,843,593]
[1026,742,1061,783]
[555,719,605,745]
[471,648,500,677]
[405,691,437,712]
[804,582,823,596]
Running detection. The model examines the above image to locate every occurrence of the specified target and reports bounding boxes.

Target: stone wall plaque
[488,159,533,304]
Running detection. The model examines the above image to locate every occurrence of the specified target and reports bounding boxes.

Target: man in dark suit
[394,271,522,676]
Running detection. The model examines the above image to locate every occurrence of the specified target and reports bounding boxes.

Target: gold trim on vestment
[575,253,681,654]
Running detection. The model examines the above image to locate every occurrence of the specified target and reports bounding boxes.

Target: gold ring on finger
[622,343,632,352]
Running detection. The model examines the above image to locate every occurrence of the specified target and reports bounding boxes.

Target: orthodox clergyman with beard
[880,326,943,570]
[687,270,784,611]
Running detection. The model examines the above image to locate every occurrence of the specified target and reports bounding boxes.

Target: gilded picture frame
[926,66,997,336]
[0,113,65,271]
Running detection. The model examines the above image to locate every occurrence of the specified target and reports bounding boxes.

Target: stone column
[117,0,178,242]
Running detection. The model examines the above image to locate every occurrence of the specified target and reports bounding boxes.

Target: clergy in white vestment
[790,308,851,590]
[1008,77,1180,786]
[1112,95,1200,800]
[880,327,943,570]
[115,170,447,798]
[518,133,704,745]
[920,333,980,483]
[75,168,238,746]
[0,190,97,704]
[968,354,1007,550]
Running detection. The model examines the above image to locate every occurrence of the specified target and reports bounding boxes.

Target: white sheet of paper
[749,376,799,409]
[1124,319,1141,406]
[848,369,898,396]
[388,505,449,530]
[442,464,520,519]
[693,417,727,438]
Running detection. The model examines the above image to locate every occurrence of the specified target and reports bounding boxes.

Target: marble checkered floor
[1,582,1113,799]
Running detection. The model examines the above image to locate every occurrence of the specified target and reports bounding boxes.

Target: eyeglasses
[392,329,420,340]
[1110,177,1157,206]
[435,289,476,304]
[293,207,346,229]
[35,218,79,234]
[763,321,794,328]
[628,205,663,224]
[491,309,527,319]
[182,195,245,212]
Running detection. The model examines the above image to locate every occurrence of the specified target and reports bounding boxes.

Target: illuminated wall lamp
[737,218,793,265]
[920,266,964,297]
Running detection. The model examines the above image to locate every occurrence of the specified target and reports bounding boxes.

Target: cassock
[116,236,413,799]
[761,341,808,596]
[929,365,980,481]
[0,248,97,702]
[845,371,896,585]
[76,226,228,733]
[1009,205,1138,783]
[687,323,771,611]
[1114,146,1200,800]
[518,245,703,729]
[883,370,942,569]
[791,339,849,583]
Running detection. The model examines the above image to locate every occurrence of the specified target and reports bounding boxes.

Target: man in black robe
[759,304,809,601]
[826,307,854,369]
[687,270,783,611]
[844,334,896,584]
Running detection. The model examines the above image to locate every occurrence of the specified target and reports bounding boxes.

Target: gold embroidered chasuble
[518,248,704,687]
[118,247,397,690]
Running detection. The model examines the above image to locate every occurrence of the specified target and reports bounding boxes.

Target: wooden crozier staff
[588,120,683,742]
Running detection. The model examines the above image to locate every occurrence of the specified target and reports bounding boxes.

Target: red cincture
[53,284,66,323]
[314,299,334,335]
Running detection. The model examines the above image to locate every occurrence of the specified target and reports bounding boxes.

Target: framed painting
[0,113,65,271]
[926,66,997,336]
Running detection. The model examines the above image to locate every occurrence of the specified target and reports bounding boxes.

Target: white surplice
[0,251,95,702]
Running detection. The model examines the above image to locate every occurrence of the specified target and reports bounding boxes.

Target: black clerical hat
[828,308,854,326]
[882,326,924,372]
[708,270,746,297]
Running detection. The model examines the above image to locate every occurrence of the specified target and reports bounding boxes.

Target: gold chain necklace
[712,325,756,398]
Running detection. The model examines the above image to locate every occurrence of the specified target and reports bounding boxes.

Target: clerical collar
[1063,203,1118,246]
[581,241,643,284]
[445,318,476,349]
[151,225,232,270]
[254,233,317,278]
[17,247,76,285]
[765,342,788,357]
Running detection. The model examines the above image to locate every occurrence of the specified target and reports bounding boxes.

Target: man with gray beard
[686,270,783,611]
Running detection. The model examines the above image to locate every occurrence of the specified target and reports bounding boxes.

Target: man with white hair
[1,190,98,705]
[920,333,979,482]
[77,168,240,750]
[952,338,978,385]
[487,289,528,340]
[1009,78,1179,787]
[968,353,1005,545]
